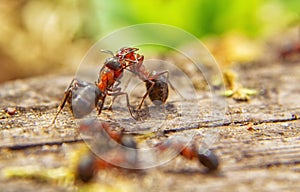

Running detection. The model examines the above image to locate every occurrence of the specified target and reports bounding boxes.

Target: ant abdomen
[145,75,169,105]
[197,149,219,171]
[71,82,102,118]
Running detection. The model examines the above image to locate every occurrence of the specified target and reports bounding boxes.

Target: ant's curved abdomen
[70,81,103,118]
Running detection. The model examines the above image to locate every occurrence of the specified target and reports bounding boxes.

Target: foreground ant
[51,54,134,124]
[76,119,219,182]
[77,119,138,182]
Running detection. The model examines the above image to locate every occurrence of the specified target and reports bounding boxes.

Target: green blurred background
[0,0,299,82]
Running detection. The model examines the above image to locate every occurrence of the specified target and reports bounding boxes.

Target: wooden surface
[0,60,300,192]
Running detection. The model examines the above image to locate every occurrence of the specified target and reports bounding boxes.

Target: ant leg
[107,75,133,110]
[107,78,122,110]
[138,80,154,109]
[51,78,77,125]
[51,78,92,124]
[97,95,106,115]
[108,89,136,119]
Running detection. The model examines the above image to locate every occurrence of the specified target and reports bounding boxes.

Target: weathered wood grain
[0,62,299,192]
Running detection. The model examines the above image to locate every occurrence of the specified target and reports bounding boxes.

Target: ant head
[117,47,139,59]
[104,57,122,71]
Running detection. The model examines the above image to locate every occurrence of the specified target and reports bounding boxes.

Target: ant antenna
[100,49,114,56]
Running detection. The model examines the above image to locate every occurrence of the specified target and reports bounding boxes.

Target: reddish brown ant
[115,47,180,109]
[156,137,219,171]
[279,25,300,60]
[280,42,300,60]
[76,120,219,182]
[51,53,135,124]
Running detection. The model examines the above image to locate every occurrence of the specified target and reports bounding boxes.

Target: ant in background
[280,42,300,60]
[52,47,181,124]
[51,52,135,124]
[155,136,219,172]
[279,24,300,60]
[115,47,181,109]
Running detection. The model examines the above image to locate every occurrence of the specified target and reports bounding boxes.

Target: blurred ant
[115,47,180,109]
[280,25,300,60]
[280,42,300,60]
[77,119,138,182]
[51,53,135,124]
[76,120,219,182]
[156,137,219,171]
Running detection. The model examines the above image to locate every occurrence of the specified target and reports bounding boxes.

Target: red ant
[115,47,180,109]
[51,53,135,124]
[280,43,300,60]
[155,137,219,172]
[76,120,219,182]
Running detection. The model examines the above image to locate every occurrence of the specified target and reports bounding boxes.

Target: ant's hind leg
[108,90,136,119]
[50,78,81,125]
